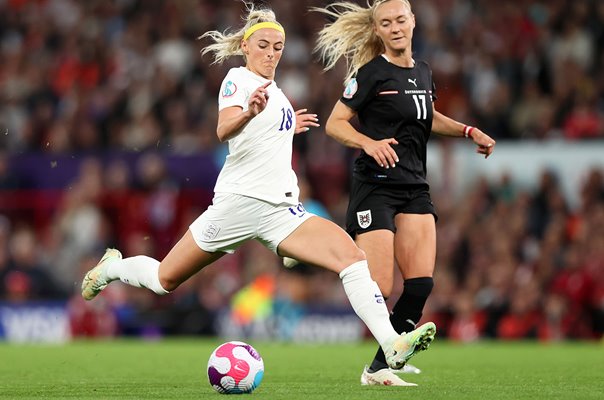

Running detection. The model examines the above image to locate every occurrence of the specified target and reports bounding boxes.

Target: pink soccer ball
[207,341,264,394]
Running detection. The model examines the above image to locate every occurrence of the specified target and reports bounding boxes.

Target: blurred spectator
[2,225,64,300]
[538,293,572,341]
[497,279,541,340]
[134,152,181,257]
[527,170,565,239]
[0,151,20,189]
[563,96,603,139]
[0,215,11,299]
[448,291,486,343]
[48,157,107,292]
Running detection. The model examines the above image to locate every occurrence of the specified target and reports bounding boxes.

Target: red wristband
[463,125,475,139]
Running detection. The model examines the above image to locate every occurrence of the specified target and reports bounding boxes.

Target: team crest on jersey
[343,78,358,99]
[222,81,237,97]
[357,210,372,229]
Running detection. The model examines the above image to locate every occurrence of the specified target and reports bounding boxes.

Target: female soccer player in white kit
[81,2,435,372]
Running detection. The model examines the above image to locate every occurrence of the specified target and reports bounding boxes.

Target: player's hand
[362,138,399,169]
[294,109,320,134]
[471,128,496,159]
[247,81,271,117]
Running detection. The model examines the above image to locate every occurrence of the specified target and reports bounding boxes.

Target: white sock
[339,260,397,347]
[105,255,169,295]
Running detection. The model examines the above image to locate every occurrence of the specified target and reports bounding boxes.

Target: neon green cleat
[81,248,122,301]
[383,322,436,370]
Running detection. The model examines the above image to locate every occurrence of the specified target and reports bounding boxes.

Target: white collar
[381,54,415,66]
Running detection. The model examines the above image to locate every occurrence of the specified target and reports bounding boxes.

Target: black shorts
[345,179,438,237]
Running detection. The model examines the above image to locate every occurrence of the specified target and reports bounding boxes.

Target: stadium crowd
[0,0,603,341]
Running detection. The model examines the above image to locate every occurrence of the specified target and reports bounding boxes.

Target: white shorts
[189,193,314,254]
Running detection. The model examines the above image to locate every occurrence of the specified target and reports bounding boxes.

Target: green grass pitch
[1,339,603,399]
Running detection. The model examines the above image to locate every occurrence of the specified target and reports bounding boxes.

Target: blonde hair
[312,0,412,82]
[199,1,283,64]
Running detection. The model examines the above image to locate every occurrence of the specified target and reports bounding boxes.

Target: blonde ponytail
[312,0,412,83]
[199,1,283,64]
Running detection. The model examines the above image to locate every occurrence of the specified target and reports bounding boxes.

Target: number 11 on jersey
[412,94,427,120]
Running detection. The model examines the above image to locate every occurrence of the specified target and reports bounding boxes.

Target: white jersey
[215,67,299,206]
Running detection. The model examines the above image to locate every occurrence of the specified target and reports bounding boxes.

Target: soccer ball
[207,341,264,394]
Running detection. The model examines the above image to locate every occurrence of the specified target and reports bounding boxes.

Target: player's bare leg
[82,230,224,300]
[278,216,435,370]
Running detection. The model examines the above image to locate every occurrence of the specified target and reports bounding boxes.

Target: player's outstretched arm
[432,107,496,159]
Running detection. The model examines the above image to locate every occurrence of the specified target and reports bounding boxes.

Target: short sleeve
[218,69,249,111]
[340,64,378,112]
[424,61,437,103]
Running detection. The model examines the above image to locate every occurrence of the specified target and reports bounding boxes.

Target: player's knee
[345,246,366,266]
[158,273,181,292]
[325,243,367,273]
[331,246,366,272]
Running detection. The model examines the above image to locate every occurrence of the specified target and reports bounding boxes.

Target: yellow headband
[243,22,285,40]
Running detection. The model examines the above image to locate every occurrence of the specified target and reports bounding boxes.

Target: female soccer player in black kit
[313,0,496,386]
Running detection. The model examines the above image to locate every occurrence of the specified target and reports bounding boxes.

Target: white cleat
[360,365,417,387]
[392,364,422,374]
[283,257,299,269]
[383,321,436,370]
[81,248,122,301]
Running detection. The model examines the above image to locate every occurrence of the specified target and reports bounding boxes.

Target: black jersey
[341,55,436,185]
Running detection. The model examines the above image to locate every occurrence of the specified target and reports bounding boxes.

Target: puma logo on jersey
[408,78,417,87]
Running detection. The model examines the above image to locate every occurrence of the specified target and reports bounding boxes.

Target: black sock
[368,277,434,372]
